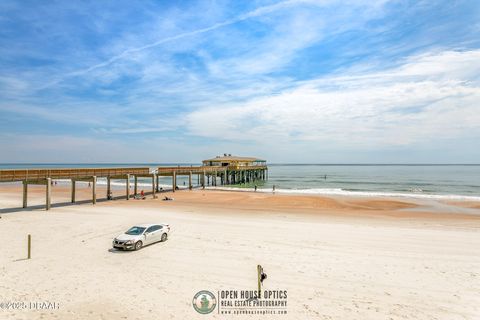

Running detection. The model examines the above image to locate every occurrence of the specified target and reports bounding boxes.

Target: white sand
[0,187,480,319]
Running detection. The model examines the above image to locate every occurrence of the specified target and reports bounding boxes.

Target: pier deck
[0,165,268,210]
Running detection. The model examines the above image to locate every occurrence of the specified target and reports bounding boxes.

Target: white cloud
[186,49,480,147]
[206,0,389,78]
[35,0,333,90]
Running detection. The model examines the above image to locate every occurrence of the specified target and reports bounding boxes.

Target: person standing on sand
[273,185,276,193]
[255,185,257,192]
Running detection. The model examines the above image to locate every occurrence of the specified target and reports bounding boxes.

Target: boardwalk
[0,165,268,210]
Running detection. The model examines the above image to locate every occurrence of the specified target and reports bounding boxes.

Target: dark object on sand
[163,196,173,201]
[260,272,267,283]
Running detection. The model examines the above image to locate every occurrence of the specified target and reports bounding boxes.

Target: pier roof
[202,156,266,162]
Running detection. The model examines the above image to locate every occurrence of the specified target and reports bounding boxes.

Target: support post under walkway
[71,179,76,203]
[46,178,51,210]
[22,180,28,208]
[126,174,130,200]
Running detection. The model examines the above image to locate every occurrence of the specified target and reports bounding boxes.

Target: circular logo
[192,290,217,314]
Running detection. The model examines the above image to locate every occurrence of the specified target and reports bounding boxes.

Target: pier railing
[0,165,268,182]
[0,168,149,182]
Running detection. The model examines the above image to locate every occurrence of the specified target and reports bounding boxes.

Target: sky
[0,0,479,163]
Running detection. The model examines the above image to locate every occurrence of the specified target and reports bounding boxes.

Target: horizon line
[0,163,479,166]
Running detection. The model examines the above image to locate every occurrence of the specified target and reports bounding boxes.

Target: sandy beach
[0,183,479,320]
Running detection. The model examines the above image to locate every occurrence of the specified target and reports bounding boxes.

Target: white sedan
[113,223,170,251]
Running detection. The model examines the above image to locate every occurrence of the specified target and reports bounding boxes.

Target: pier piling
[152,174,157,198]
[172,172,176,193]
[71,179,76,203]
[22,180,27,208]
[92,176,97,205]
[126,174,130,200]
[107,177,111,199]
[46,178,51,210]
[134,176,138,196]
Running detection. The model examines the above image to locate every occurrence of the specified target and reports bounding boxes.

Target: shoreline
[1,183,479,221]
[2,178,480,202]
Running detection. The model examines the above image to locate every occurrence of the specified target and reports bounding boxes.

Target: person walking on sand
[254,185,257,192]
[272,185,276,193]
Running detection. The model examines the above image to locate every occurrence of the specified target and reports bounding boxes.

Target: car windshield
[125,226,146,235]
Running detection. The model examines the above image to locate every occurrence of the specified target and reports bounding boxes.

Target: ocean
[1,164,479,201]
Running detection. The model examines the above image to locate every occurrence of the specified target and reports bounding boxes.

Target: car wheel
[161,233,168,242]
[134,241,143,250]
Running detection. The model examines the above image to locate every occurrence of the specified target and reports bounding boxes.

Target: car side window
[146,226,156,233]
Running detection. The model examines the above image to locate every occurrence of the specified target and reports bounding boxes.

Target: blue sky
[0,0,479,163]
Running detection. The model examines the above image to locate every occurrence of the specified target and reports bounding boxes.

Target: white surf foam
[51,179,480,201]
[206,186,480,201]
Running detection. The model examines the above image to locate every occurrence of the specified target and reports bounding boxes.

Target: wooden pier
[0,164,267,210]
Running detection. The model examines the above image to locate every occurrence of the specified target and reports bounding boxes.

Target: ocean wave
[49,179,480,201]
[206,186,480,201]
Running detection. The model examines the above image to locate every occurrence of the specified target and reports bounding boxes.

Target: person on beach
[254,185,257,192]
[273,185,276,193]
[140,190,145,199]
[107,191,113,200]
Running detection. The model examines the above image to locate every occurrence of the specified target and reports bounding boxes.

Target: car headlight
[125,240,134,244]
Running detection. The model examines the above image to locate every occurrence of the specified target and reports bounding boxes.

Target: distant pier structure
[202,154,267,186]
[0,154,267,210]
